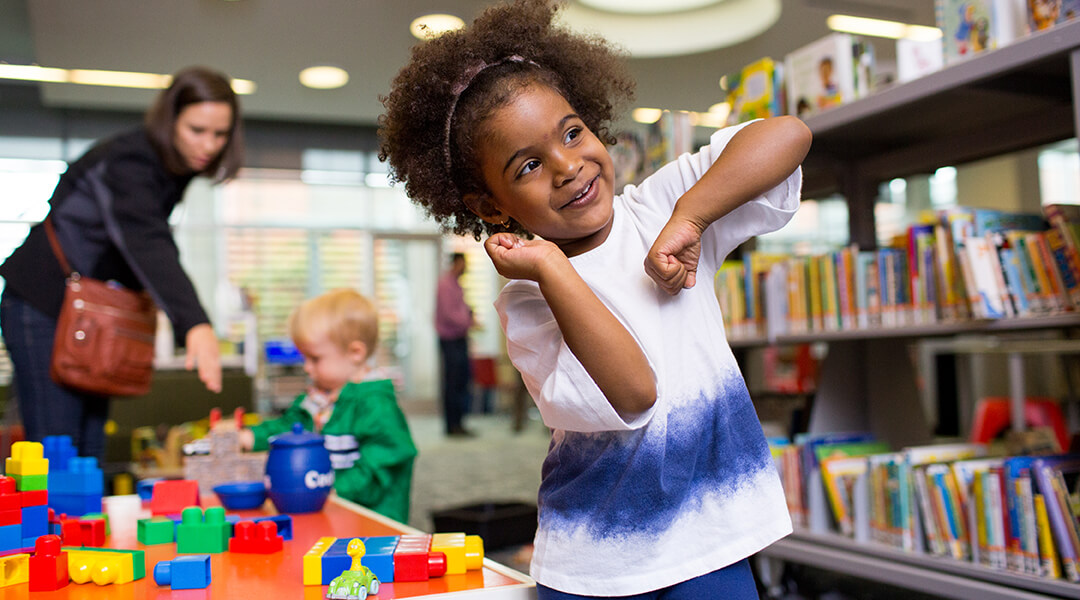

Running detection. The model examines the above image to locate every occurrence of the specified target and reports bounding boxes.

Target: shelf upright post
[839,167,878,251]
[1007,352,1026,433]
[1072,49,1080,154]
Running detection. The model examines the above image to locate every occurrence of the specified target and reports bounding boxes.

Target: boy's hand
[646,217,704,295]
[484,233,566,282]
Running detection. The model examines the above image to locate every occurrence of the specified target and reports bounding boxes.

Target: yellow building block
[0,554,28,587]
[5,442,48,477]
[303,537,336,586]
[431,532,466,575]
[464,534,484,571]
[67,549,135,585]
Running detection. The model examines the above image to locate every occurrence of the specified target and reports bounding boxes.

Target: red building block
[59,516,105,547]
[19,490,47,508]
[149,480,200,516]
[0,478,19,512]
[28,535,68,591]
[393,534,447,582]
[228,521,283,554]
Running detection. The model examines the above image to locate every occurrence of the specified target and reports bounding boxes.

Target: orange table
[0,494,536,599]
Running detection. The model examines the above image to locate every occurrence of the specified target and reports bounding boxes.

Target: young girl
[379,1,811,597]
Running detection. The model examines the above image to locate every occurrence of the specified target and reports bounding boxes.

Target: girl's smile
[470,83,615,256]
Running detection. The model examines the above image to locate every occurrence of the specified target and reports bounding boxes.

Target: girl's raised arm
[645,116,811,294]
[486,233,656,416]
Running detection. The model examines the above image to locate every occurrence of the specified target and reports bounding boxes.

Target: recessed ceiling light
[410,14,465,40]
[631,108,663,124]
[560,0,780,58]
[577,0,721,14]
[0,64,256,93]
[827,14,942,41]
[299,66,349,90]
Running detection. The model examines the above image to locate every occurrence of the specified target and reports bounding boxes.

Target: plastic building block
[6,441,48,477]
[175,507,229,554]
[0,553,28,587]
[303,537,335,585]
[60,516,105,547]
[20,489,47,507]
[64,547,144,585]
[81,513,109,535]
[326,539,380,600]
[149,480,199,516]
[22,505,49,538]
[430,532,467,575]
[42,436,77,473]
[28,535,68,591]
[0,524,22,552]
[154,554,211,590]
[12,474,46,492]
[0,478,18,512]
[358,535,397,583]
[393,534,447,582]
[229,520,282,554]
[321,538,353,584]
[137,517,174,545]
[253,514,293,540]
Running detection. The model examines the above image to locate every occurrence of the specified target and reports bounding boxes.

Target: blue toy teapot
[264,423,334,513]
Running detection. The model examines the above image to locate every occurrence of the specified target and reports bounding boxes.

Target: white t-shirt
[494,122,802,596]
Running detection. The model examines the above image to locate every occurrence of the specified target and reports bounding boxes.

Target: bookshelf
[752,19,1080,600]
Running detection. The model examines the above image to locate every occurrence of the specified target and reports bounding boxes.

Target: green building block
[137,517,174,545]
[176,506,229,554]
[11,473,47,491]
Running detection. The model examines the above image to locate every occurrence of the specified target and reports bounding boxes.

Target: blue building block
[41,436,76,472]
[361,536,398,583]
[321,538,353,584]
[253,515,292,540]
[0,524,21,552]
[49,493,102,517]
[20,505,48,538]
[49,457,104,495]
[154,554,211,590]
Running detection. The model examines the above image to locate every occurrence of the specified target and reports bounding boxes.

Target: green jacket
[250,379,418,523]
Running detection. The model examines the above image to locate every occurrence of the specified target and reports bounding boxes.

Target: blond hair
[288,289,378,357]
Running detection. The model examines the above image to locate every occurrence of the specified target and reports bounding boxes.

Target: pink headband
[444,55,537,179]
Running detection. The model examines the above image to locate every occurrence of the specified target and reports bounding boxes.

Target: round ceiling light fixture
[410,13,465,40]
[561,0,781,58]
[576,0,723,14]
[299,66,349,90]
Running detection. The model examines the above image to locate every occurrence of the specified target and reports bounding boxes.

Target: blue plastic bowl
[213,481,268,510]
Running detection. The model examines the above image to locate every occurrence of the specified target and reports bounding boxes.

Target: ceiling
[3,0,936,127]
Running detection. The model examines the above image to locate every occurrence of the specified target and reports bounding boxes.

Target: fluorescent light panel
[410,14,465,40]
[0,64,256,94]
[827,14,942,41]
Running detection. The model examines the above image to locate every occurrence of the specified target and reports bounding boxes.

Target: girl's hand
[484,233,566,282]
[645,217,704,295]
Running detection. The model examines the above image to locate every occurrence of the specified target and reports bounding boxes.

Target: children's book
[937,0,1025,64]
[896,37,944,83]
[724,57,784,126]
[784,33,858,119]
[1031,455,1080,581]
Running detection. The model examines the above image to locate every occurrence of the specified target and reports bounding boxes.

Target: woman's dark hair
[378,0,635,240]
[145,66,244,182]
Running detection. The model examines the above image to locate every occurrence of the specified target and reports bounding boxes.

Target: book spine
[1045,204,1080,308]
[1046,226,1080,309]
[1034,461,1080,581]
[1033,232,1070,312]
[1035,493,1062,579]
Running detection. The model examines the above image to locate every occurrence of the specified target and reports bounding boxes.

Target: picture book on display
[1027,0,1080,33]
[724,57,784,126]
[936,0,1025,64]
[784,33,858,119]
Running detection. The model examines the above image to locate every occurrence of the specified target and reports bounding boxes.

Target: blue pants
[438,337,471,433]
[537,559,759,600]
[0,288,109,461]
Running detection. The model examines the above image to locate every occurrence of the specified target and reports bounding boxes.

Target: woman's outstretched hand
[645,217,703,295]
[185,323,222,393]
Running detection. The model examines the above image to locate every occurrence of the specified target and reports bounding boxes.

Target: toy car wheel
[356,587,367,600]
[369,579,379,594]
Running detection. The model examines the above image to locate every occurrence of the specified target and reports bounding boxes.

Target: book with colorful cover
[1035,492,1063,579]
[1045,226,1080,309]
[784,33,858,119]
[1031,455,1080,581]
[725,57,785,125]
[928,462,970,559]
[937,0,1025,64]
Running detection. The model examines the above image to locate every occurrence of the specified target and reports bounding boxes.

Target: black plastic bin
[431,501,538,550]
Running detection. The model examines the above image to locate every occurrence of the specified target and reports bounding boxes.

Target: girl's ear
[346,340,368,363]
[462,193,508,225]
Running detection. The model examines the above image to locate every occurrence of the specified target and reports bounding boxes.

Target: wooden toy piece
[6,441,48,477]
[64,548,144,586]
[154,554,211,590]
[28,534,68,591]
[326,539,380,600]
[176,506,229,554]
[0,553,29,588]
[137,517,175,545]
[229,520,283,554]
[149,479,200,515]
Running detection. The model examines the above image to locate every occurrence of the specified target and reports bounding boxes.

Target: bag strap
[43,217,75,278]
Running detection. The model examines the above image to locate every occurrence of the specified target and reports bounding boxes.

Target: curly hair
[378,0,635,240]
